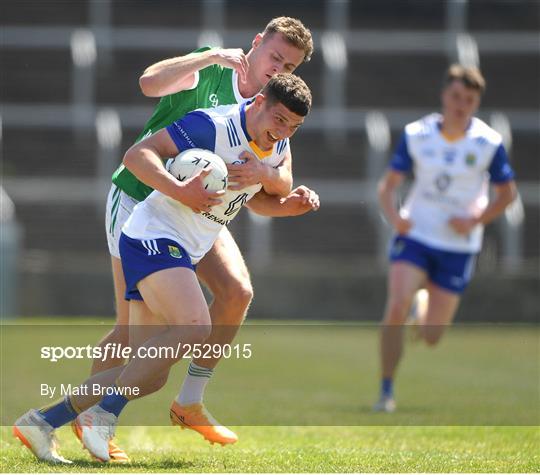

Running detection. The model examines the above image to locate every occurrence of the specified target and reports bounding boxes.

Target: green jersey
[112,47,248,201]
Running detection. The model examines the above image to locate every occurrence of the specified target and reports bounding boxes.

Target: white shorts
[105,184,139,258]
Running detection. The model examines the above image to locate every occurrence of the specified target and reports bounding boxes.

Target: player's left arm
[449,180,517,234]
[449,144,518,235]
[246,185,320,217]
[227,148,293,197]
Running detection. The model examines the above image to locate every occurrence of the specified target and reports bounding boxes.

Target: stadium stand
[1,0,538,318]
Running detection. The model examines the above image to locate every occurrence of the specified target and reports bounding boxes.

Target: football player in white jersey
[374,65,517,412]
[13,74,313,463]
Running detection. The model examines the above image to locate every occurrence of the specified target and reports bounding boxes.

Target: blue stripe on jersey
[227,118,241,146]
[390,133,413,172]
[225,119,234,147]
[488,144,515,183]
[239,101,252,142]
[166,111,216,153]
[231,119,242,145]
[277,139,287,154]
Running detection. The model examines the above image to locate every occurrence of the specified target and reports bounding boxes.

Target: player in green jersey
[95,17,314,460]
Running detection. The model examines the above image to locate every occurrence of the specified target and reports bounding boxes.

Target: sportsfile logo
[40,343,252,362]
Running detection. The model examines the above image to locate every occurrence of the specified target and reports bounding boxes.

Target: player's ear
[252,33,264,49]
[254,93,266,108]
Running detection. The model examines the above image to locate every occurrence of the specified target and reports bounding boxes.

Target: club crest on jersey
[465,153,477,167]
[168,245,183,259]
[209,93,219,107]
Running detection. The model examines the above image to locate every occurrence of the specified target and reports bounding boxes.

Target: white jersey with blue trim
[391,113,514,253]
[123,102,290,263]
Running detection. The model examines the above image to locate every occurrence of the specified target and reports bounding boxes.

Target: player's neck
[236,51,258,99]
[237,74,261,99]
[244,103,271,151]
[440,117,469,142]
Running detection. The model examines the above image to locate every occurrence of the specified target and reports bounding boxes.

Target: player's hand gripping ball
[168,148,228,192]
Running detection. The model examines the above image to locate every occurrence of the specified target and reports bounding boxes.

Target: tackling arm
[246,185,320,217]
[227,149,293,197]
[139,48,248,97]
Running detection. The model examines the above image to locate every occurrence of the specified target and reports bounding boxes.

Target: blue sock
[98,388,130,417]
[382,378,393,397]
[39,396,78,428]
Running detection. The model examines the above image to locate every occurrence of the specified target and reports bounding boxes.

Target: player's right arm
[378,170,411,235]
[139,48,248,97]
[378,133,413,235]
[123,122,223,213]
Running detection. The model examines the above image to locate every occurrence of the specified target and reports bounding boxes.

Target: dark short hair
[262,73,312,117]
[444,64,486,94]
[262,16,314,63]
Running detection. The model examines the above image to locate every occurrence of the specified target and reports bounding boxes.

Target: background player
[374,64,517,412]
[14,73,313,464]
[95,16,313,458]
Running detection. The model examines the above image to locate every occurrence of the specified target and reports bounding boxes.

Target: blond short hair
[444,64,486,94]
[262,16,314,63]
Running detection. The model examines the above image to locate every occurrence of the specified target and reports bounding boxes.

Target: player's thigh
[387,261,427,303]
[105,185,137,259]
[424,282,461,327]
[196,227,251,296]
[111,256,129,326]
[138,267,211,327]
[128,299,167,350]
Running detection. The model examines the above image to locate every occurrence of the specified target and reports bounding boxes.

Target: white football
[168,148,228,192]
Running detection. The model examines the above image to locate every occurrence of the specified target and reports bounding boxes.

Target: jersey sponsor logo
[172,124,196,149]
[209,93,219,107]
[201,211,231,226]
[475,136,488,147]
[224,193,249,217]
[443,148,456,164]
[434,172,452,192]
[168,245,183,259]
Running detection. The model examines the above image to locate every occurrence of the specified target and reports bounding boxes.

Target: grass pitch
[1,319,538,472]
[2,426,538,472]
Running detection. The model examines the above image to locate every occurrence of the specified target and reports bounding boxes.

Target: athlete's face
[247,32,306,90]
[441,80,481,125]
[251,95,305,150]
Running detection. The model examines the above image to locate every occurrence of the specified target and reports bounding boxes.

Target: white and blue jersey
[122,102,289,264]
[391,113,514,253]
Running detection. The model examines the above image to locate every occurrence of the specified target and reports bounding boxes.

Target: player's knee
[140,371,169,395]
[109,324,129,346]
[171,324,212,346]
[216,279,254,315]
[384,297,411,324]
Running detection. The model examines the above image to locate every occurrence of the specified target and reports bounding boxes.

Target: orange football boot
[170,401,238,445]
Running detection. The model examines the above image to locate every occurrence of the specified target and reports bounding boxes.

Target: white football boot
[13,409,72,464]
[373,395,397,413]
[76,406,118,462]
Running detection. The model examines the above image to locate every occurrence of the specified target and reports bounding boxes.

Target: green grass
[1,426,539,472]
[1,319,539,472]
